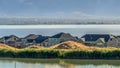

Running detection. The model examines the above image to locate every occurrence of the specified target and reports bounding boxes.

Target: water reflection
[0,58,120,68]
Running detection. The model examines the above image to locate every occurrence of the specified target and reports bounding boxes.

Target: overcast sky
[0,0,120,18]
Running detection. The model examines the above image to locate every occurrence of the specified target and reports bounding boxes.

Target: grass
[50,41,89,49]
[0,48,120,59]
[0,44,17,50]
[0,41,120,59]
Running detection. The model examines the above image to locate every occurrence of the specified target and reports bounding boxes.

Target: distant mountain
[0,17,119,25]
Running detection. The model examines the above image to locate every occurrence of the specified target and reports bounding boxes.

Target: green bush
[15,49,60,58]
[0,49,15,57]
[0,49,120,59]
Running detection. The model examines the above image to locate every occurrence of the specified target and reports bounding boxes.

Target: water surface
[0,58,120,68]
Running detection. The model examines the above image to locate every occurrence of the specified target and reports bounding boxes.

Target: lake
[0,58,120,68]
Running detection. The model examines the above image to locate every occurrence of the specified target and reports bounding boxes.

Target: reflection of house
[80,34,120,47]
[41,32,79,47]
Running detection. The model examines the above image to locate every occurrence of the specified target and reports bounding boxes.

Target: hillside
[0,44,17,50]
[49,41,118,50]
[50,41,89,49]
[0,41,117,51]
[25,45,44,49]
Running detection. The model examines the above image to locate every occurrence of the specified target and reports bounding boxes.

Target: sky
[0,0,120,37]
[0,0,120,17]
[0,25,120,37]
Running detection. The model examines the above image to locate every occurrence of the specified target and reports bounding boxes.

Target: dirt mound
[50,41,89,49]
[26,45,44,49]
[0,44,16,50]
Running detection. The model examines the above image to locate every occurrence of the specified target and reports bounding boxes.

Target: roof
[24,34,39,39]
[35,36,49,43]
[23,34,49,43]
[1,35,19,40]
[81,34,116,42]
[117,36,120,38]
[51,32,75,38]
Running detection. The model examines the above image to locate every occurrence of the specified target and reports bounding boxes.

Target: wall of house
[96,38,105,47]
[48,38,60,46]
[0,39,5,43]
[107,38,119,47]
[41,38,77,47]
[6,37,19,43]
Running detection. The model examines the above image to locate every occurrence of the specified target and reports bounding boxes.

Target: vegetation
[0,41,120,59]
[0,48,120,59]
[0,44,17,50]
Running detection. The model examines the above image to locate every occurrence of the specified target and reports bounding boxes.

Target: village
[0,32,120,48]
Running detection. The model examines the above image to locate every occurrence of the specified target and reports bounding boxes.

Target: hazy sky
[0,0,120,37]
[0,25,120,37]
[0,0,120,17]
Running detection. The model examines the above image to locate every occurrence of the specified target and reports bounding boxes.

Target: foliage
[0,48,120,59]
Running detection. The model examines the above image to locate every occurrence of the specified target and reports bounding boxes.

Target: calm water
[0,58,120,68]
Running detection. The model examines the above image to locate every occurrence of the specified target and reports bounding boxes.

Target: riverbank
[0,48,120,59]
[0,41,119,59]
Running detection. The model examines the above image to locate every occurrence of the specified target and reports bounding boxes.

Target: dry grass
[0,41,119,59]
[91,47,118,51]
[0,44,17,50]
[50,41,118,51]
[50,41,89,49]
[0,41,118,51]
[25,45,44,49]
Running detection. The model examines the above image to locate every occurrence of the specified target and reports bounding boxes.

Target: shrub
[0,48,120,59]
[15,49,60,58]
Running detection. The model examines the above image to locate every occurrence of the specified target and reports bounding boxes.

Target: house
[23,34,39,46]
[41,32,79,47]
[80,34,118,47]
[23,34,49,46]
[13,38,27,48]
[107,36,120,47]
[1,33,120,48]
[0,35,20,47]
